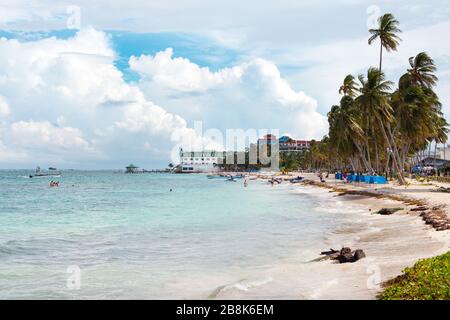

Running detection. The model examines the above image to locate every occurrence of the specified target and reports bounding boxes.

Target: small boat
[268,177,282,184]
[225,175,237,182]
[290,176,304,183]
[29,166,61,178]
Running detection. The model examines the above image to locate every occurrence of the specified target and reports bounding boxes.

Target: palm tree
[356,68,406,184]
[407,52,438,88]
[368,13,402,72]
[433,117,449,175]
[328,96,371,171]
[339,75,358,97]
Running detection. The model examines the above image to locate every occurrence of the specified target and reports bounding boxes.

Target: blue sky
[0,0,449,168]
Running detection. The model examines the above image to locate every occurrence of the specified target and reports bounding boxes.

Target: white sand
[246,171,450,299]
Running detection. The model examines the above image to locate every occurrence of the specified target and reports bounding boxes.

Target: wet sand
[247,172,450,299]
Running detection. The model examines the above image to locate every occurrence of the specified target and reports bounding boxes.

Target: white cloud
[0,28,227,167]
[129,48,242,92]
[9,120,93,152]
[279,20,450,119]
[0,96,10,117]
[130,50,327,140]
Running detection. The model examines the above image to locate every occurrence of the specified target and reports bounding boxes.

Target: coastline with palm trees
[320,13,449,184]
[271,13,450,299]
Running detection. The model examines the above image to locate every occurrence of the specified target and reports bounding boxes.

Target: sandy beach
[249,172,450,299]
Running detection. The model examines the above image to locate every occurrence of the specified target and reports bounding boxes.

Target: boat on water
[29,166,61,178]
[290,176,304,183]
[207,173,246,180]
[268,177,282,185]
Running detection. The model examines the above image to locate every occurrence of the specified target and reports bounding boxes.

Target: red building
[257,134,310,152]
[257,134,278,145]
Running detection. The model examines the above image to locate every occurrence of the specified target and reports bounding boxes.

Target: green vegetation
[301,13,449,184]
[378,251,450,300]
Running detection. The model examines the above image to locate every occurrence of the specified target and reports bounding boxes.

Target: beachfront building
[414,144,449,162]
[413,157,450,176]
[434,145,449,160]
[279,135,311,152]
[178,149,224,173]
[257,134,311,152]
[257,134,278,146]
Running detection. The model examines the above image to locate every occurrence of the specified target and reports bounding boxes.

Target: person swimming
[50,181,59,187]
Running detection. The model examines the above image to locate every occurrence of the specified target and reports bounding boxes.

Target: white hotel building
[178,149,224,173]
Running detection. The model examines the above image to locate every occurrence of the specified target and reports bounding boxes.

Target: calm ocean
[0,171,366,299]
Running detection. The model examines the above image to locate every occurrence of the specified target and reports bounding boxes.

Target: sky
[0,0,449,169]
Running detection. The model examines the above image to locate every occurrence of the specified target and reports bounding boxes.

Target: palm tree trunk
[428,141,432,159]
[379,42,383,72]
[385,151,390,176]
[386,122,406,182]
[434,141,438,176]
[354,141,372,172]
[371,125,380,173]
[378,118,406,185]
[349,158,355,171]
[365,140,372,171]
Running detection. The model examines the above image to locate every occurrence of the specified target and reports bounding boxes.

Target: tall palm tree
[356,68,406,184]
[433,117,449,175]
[339,75,358,97]
[328,96,372,171]
[368,13,402,72]
[407,52,438,88]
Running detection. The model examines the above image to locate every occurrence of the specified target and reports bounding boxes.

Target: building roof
[258,134,277,140]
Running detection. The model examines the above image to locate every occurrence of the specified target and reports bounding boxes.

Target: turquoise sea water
[0,171,358,299]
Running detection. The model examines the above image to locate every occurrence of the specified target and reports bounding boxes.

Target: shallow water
[0,171,366,299]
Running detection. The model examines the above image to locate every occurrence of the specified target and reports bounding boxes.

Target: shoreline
[251,172,450,299]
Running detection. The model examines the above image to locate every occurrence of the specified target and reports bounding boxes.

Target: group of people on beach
[49,180,59,187]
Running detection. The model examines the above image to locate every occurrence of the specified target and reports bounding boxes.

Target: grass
[378,251,450,300]
[429,176,450,183]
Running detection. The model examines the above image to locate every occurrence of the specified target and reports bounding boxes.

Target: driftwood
[436,187,450,193]
[319,247,366,263]
[354,249,366,260]
[412,205,450,231]
[320,248,339,255]
[410,206,429,211]
[376,207,403,215]
[338,247,354,263]
[301,179,449,232]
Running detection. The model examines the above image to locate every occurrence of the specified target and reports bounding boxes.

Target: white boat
[29,166,61,178]
[225,176,237,182]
